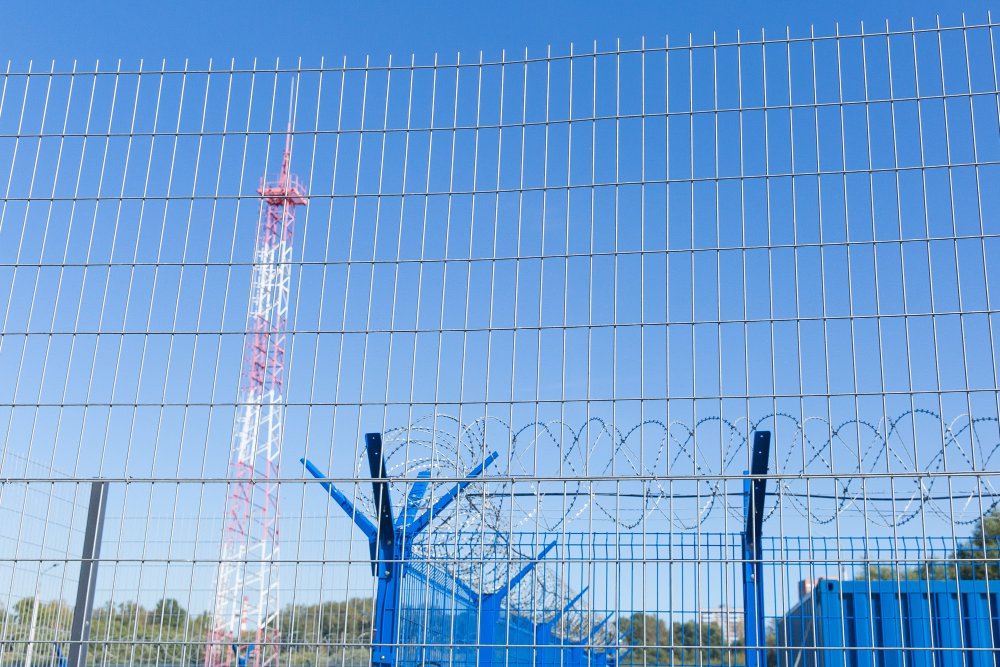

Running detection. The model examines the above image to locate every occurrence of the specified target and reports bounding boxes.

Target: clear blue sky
[3,0,997,615]
[3,0,1000,68]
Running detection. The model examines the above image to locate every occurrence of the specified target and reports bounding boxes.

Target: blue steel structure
[300,429,1000,667]
[302,433,616,667]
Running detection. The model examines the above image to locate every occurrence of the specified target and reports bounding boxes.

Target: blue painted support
[583,616,614,667]
[618,642,633,664]
[397,470,430,528]
[371,566,401,667]
[405,451,500,538]
[54,644,67,667]
[478,541,558,667]
[230,644,255,667]
[590,613,613,641]
[364,433,402,667]
[782,579,1000,667]
[743,431,771,667]
[960,586,994,667]
[303,436,500,667]
[366,433,397,579]
[300,458,380,573]
[551,587,589,627]
[616,627,634,665]
[535,587,590,667]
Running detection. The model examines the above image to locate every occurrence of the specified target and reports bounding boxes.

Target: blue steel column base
[372,572,399,667]
[743,536,766,667]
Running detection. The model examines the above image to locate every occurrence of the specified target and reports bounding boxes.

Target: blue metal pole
[743,431,771,667]
[365,433,400,667]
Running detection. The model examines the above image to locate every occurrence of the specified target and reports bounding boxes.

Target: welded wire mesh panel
[1,17,1000,667]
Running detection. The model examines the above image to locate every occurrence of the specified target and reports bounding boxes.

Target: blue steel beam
[397,470,430,528]
[230,645,254,667]
[586,614,617,667]
[617,627,632,648]
[363,433,402,667]
[481,540,558,607]
[405,450,500,537]
[617,628,634,665]
[370,444,500,667]
[545,586,589,628]
[307,438,502,667]
[589,613,614,640]
[535,587,590,667]
[299,459,378,540]
[478,541,558,667]
[300,458,380,573]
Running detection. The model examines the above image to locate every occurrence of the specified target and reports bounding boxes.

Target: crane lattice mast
[207,127,306,667]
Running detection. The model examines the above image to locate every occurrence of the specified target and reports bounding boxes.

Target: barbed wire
[351,411,1000,536]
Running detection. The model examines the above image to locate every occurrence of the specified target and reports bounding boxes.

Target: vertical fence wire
[0,19,998,667]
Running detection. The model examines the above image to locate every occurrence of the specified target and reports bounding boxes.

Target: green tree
[85,599,212,666]
[958,506,1000,580]
[619,614,729,667]
[618,613,671,666]
[152,599,187,630]
[278,597,372,664]
[765,623,777,667]
[0,599,71,665]
[734,622,772,667]
[855,565,924,582]
[849,508,1000,582]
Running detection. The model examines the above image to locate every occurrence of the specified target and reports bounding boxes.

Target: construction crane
[206,123,306,667]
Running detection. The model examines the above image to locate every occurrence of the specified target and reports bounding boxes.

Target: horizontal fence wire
[1,16,999,667]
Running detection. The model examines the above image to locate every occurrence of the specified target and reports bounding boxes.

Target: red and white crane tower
[207,127,306,667]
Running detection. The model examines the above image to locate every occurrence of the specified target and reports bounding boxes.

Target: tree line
[0,598,373,667]
[2,509,997,667]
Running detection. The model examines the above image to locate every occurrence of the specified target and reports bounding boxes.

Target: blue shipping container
[779,579,1000,667]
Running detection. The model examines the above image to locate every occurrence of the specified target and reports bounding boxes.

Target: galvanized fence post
[67,481,108,667]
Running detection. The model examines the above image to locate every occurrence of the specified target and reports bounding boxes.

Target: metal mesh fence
[1,17,999,667]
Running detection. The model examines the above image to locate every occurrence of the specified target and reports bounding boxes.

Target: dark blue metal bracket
[404,450,500,539]
[537,586,589,638]
[366,433,398,580]
[743,430,771,667]
[302,433,500,667]
[230,644,255,667]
